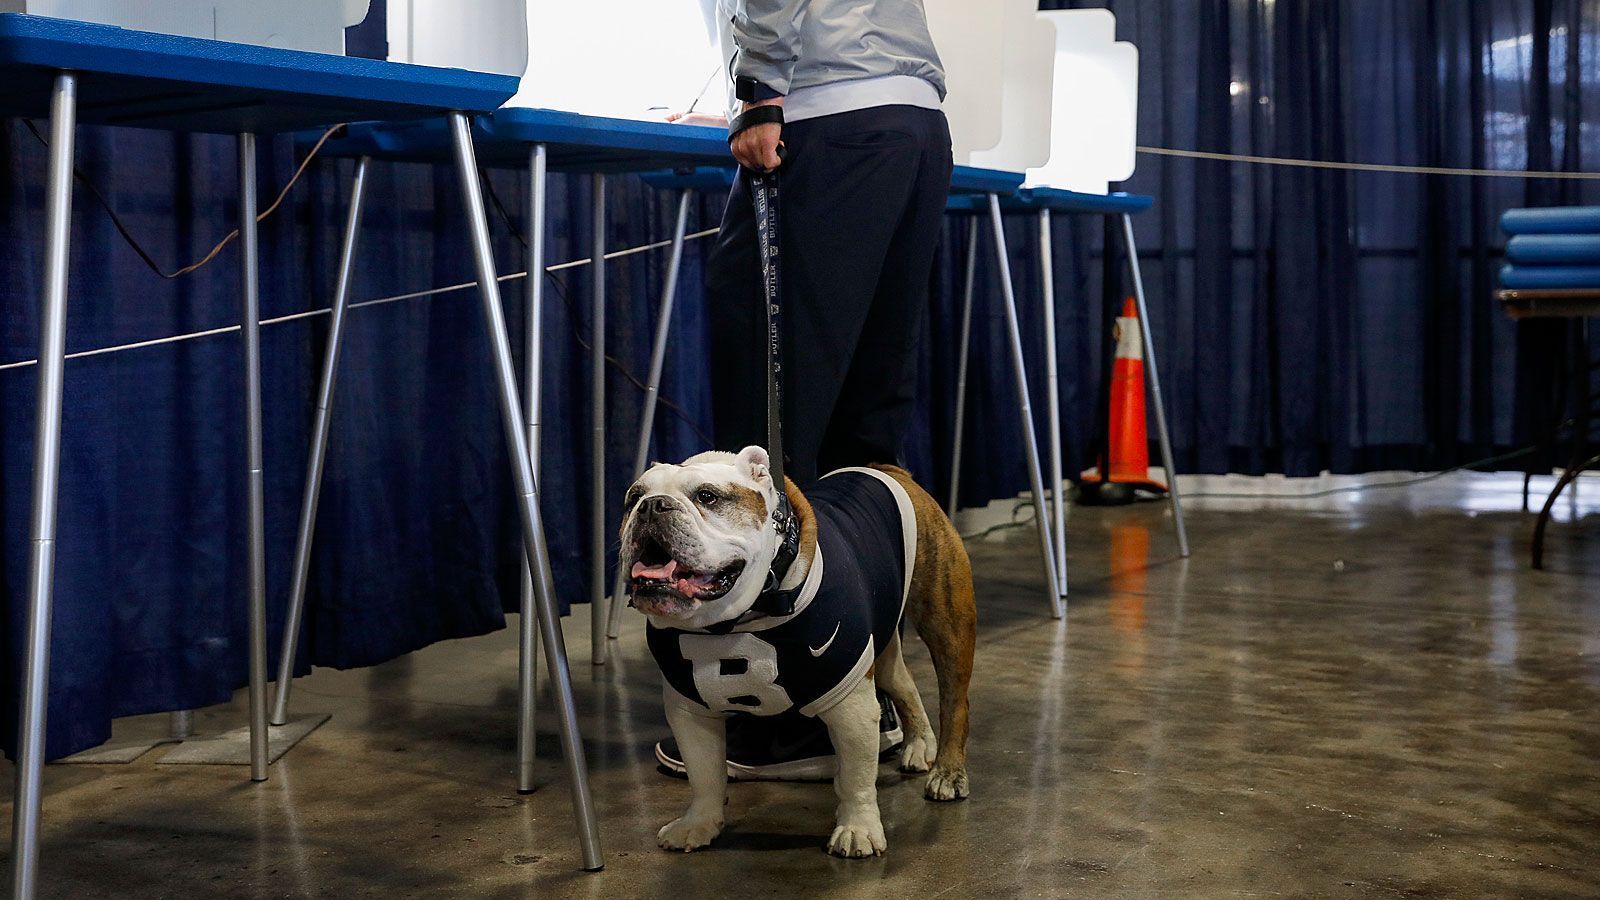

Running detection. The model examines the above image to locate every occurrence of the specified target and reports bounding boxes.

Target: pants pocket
[824,129,916,151]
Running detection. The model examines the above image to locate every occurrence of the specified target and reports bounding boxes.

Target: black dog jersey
[647,467,918,718]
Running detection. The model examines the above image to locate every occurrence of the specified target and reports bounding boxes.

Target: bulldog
[620,446,977,858]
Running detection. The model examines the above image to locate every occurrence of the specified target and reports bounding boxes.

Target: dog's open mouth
[628,534,744,614]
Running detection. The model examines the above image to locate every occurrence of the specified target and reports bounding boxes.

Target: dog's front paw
[657,815,723,852]
[826,816,887,858]
[897,731,936,774]
[924,765,969,802]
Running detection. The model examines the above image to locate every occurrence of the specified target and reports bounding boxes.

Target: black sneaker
[877,690,903,754]
[655,691,904,781]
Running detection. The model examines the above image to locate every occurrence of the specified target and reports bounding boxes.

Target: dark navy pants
[707,103,954,485]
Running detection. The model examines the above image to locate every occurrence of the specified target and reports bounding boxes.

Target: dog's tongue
[631,559,679,581]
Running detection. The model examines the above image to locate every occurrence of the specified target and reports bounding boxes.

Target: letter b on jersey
[679,633,794,715]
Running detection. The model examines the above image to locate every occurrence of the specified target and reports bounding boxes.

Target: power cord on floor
[22,121,341,279]
[954,445,1546,538]
[1181,445,1540,500]
[957,498,1037,542]
[478,170,716,448]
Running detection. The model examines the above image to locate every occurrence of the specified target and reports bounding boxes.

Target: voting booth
[939,6,1188,619]
[514,0,727,663]
[268,21,738,843]
[289,0,728,680]
[924,0,1066,612]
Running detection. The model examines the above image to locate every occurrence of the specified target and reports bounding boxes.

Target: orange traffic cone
[1080,297,1167,505]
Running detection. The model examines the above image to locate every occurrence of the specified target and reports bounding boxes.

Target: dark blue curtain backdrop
[0,127,721,758]
[1012,0,1600,483]
[4,0,1599,758]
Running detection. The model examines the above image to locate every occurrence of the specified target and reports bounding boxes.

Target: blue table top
[639,166,738,192]
[949,165,1027,196]
[0,13,517,134]
[317,107,735,174]
[947,187,1153,216]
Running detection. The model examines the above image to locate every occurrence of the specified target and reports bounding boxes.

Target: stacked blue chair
[1500,207,1600,292]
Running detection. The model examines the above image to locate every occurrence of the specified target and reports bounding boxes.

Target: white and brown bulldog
[620,446,977,857]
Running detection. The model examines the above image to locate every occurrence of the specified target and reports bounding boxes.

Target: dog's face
[619,446,781,630]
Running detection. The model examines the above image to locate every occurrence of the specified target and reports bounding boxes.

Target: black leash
[744,150,802,613]
[750,162,786,490]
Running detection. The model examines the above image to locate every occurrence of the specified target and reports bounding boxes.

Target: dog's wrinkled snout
[644,495,677,518]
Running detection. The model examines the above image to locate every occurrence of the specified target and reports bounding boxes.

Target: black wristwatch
[735,76,783,103]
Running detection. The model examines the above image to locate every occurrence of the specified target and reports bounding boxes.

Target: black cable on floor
[954,446,1547,542]
[1182,445,1540,500]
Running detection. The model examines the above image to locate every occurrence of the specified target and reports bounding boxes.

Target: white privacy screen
[386,0,528,77]
[1026,9,1140,194]
[924,0,1004,164]
[0,0,368,55]
[968,0,1056,173]
[511,0,721,119]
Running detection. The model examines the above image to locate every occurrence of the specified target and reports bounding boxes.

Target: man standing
[660,0,953,780]
[709,0,953,486]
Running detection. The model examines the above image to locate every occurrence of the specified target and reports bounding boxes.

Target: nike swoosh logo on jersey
[809,622,841,657]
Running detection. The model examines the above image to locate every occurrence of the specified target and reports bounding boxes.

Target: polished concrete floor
[3,472,1599,897]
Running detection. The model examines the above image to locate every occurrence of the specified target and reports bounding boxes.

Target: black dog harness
[647,468,916,718]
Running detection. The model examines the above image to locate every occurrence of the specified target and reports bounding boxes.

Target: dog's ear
[735,445,771,485]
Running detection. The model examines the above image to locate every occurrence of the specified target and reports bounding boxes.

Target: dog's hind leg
[911,548,975,801]
[871,465,977,802]
[876,633,936,773]
[917,585,974,801]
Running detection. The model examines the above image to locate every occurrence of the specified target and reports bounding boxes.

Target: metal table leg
[447,112,604,871]
[590,175,608,666]
[239,132,270,783]
[271,157,370,726]
[1038,209,1068,599]
[987,195,1064,619]
[517,143,548,794]
[12,71,77,900]
[1119,214,1190,558]
[947,217,979,517]
[1534,322,1596,569]
[606,191,692,640]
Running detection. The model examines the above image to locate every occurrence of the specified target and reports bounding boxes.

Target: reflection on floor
[3,472,1597,897]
